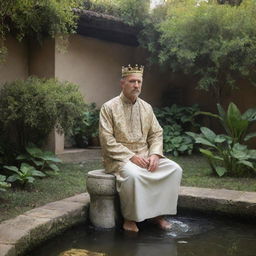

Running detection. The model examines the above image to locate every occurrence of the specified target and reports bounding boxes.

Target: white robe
[116,159,182,222]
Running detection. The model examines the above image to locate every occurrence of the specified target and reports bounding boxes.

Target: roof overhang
[77,10,139,46]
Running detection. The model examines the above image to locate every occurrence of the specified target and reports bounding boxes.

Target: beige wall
[55,35,172,107]
[0,36,28,85]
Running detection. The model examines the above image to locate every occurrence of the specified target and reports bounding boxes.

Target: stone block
[0,244,16,256]
[0,215,51,255]
[86,169,119,228]
[178,186,256,218]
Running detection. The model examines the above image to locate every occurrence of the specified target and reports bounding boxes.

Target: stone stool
[86,169,120,228]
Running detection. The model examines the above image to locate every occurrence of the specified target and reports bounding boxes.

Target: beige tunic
[99,92,164,173]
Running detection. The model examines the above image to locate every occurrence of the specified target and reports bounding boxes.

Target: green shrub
[187,102,256,177]
[71,103,100,148]
[154,104,201,156]
[197,102,256,144]
[0,77,85,152]
[187,127,256,177]
[163,124,194,156]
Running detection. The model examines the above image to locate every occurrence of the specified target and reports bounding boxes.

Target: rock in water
[59,249,107,256]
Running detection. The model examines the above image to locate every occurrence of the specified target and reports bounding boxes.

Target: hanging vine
[0,0,83,63]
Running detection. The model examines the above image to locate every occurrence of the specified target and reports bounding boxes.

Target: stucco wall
[0,36,28,85]
[55,35,171,107]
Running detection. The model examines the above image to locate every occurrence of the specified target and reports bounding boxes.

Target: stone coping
[178,186,256,218]
[0,194,90,256]
[1,187,256,256]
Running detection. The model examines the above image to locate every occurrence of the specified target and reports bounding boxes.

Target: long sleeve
[99,104,135,162]
[147,111,164,157]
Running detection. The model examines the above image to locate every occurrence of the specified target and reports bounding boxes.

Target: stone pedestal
[86,169,119,228]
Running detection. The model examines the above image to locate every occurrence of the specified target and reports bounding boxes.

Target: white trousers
[115,158,182,222]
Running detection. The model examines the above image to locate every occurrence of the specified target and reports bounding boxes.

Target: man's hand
[130,155,149,169]
[147,154,160,172]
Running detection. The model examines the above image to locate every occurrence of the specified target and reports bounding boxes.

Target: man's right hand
[130,155,149,169]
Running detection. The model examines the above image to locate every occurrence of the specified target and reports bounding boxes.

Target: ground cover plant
[16,145,62,176]
[0,160,102,222]
[0,174,10,192]
[1,156,255,223]
[154,104,201,156]
[4,163,46,188]
[1,145,62,190]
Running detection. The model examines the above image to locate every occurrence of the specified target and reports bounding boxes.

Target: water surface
[27,214,256,256]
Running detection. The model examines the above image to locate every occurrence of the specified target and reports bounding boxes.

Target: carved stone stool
[86,169,119,228]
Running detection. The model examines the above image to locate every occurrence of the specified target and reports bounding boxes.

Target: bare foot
[123,220,139,232]
[152,217,172,230]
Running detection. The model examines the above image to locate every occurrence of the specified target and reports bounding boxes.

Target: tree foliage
[0,0,83,61]
[140,0,256,102]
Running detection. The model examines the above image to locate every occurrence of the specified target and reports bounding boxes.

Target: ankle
[123,219,139,232]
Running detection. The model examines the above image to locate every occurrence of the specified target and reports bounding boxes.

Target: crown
[121,64,144,77]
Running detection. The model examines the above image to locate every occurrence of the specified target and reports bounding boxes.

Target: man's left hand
[147,154,160,172]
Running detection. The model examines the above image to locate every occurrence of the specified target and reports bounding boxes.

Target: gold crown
[121,64,144,77]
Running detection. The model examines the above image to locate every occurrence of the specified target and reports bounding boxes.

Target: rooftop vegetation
[0,0,84,62]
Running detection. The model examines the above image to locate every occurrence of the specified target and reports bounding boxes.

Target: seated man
[99,64,182,232]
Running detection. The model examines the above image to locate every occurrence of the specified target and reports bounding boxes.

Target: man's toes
[123,221,139,232]
[159,219,172,230]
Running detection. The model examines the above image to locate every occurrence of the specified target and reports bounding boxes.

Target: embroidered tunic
[99,92,164,173]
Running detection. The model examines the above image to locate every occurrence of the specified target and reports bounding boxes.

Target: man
[99,64,182,232]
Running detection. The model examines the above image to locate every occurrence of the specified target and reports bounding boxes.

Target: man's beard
[132,90,140,95]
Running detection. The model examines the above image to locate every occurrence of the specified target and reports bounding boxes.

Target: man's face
[121,74,143,102]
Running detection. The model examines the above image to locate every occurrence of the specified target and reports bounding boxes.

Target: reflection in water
[27,215,256,256]
[59,249,106,256]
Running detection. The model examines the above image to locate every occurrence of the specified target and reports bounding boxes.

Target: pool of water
[27,214,256,256]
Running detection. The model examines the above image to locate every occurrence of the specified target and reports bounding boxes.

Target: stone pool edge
[1,187,256,256]
[0,193,90,256]
[179,186,256,218]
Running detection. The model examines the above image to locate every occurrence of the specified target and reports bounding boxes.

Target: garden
[0,0,256,223]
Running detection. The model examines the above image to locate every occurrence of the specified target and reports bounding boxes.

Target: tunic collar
[120,92,138,105]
